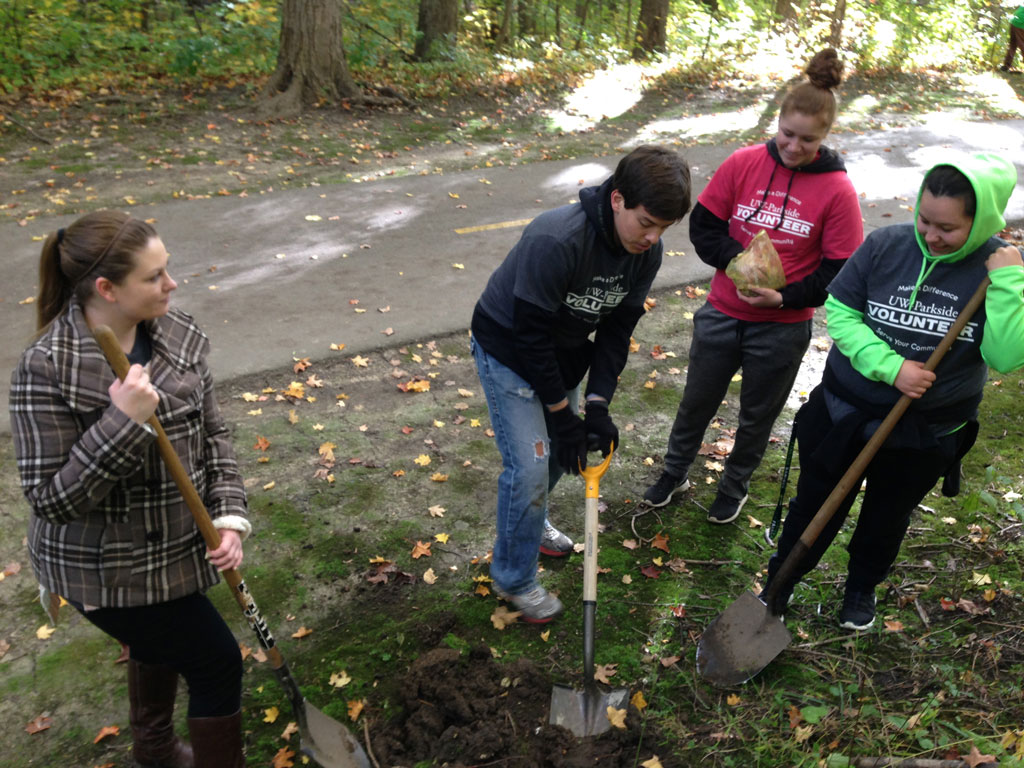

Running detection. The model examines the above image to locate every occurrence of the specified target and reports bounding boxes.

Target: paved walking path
[2,117,1023,434]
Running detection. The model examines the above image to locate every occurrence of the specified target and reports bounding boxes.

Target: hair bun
[805,48,843,90]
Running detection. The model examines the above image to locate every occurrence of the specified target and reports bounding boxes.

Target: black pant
[76,592,242,717]
[769,386,965,592]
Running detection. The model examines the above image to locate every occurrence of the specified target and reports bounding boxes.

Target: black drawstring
[743,164,798,231]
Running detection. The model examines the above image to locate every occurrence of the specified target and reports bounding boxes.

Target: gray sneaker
[643,472,691,507]
[497,585,564,624]
[539,522,573,557]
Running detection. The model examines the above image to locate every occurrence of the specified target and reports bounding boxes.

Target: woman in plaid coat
[10,210,249,768]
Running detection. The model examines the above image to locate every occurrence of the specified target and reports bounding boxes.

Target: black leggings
[770,386,965,592]
[76,592,242,717]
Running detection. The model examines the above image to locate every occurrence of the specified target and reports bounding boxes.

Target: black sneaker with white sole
[839,588,876,630]
[643,472,690,507]
[707,490,747,524]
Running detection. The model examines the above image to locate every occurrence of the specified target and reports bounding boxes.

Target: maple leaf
[318,442,336,465]
[660,655,681,667]
[671,604,686,618]
[264,706,280,723]
[884,620,904,632]
[423,568,438,584]
[622,539,639,550]
[640,564,661,579]
[726,694,742,706]
[428,504,445,517]
[253,436,271,451]
[411,541,432,559]
[430,472,449,482]
[393,469,406,478]
[971,571,993,586]
[631,691,648,711]
[25,715,53,734]
[93,724,119,743]
[282,381,305,399]
[651,532,670,553]
[329,670,351,688]
[401,425,414,435]
[414,454,431,467]
[794,725,814,744]
[747,515,764,529]
[641,758,664,768]
[36,624,56,640]
[292,357,311,373]
[788,704,803,728]
[347,700,365,722]
[607,706,627,729]
[475,583,492,597]
[594,663,617,683]
[490,605,521,629]
[280,722,299,741]
[272,746,295,768]
[351,355,369,368]
[622,574,633,584]
[434,533,449,544]
[306,374,323,388]
[329,342,346,351]
[291,627,313,639]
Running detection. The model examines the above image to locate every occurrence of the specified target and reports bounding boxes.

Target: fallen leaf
[423,568,437,584]
[962,745,997,767]
[457,388,475,397]
[622,539,639,550]
[25,715,53,734]
[622,574,633,584]
[291,627,313,639]
[271,746,295,768]
[651,532,670,553]
[329,342,346,351]
[794,724,813,743]
[347,699,365,722]
[329,670,351,688]
[788,704,803,728]
[319,442,337,464]
[540,629,550,642]
[262,481,276,491]
[411,541,432,559]
[884,620,903,632]
[747,515,763,529]
[631,691,648,711]
[660,655,681,667]
[641,758,663,768]
[640,564,661,579]
[253,436,271,451]
[606,706,627,729]
[428,504,445,517]
[414,454,432,466]
[726,694,742,706]
[280,721,299,741]
[971,571,993,586]
[490,605,521,629]
[264,706,280,723]
[594,663,617,684]
[351,355,369,368]
[430,472,449,482]
[36,624,55,640]
[93,725,119,743]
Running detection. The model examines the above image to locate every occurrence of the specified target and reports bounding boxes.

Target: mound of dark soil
[369,645,678,767]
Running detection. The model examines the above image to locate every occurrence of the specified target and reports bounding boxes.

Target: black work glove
[548,406,589,475]
[584,400,618,457]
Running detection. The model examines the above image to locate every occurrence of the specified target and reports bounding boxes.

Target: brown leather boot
[188,710,244,768]
[128,660,194,768]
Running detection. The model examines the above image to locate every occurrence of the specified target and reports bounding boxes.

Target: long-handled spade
[696,277,991,688]
[94,326,371,768]
[549,446,629,736]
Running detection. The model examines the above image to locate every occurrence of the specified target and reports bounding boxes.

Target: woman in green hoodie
[763,153,1024,631]
[1000,5,1024,72]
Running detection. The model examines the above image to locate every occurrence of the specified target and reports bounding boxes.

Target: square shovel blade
[549,683,628,737]
[696,591,792,687]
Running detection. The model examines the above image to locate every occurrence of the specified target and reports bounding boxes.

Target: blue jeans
[472,339,578,596]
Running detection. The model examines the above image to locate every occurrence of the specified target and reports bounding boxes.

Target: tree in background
[633,0,668,58]
[415,0,459,60]
[260,0,360,118]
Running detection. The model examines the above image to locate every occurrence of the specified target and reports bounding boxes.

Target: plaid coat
[10,302,248,608]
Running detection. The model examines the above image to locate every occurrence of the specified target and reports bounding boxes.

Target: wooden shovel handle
[92,325,286,668]
[768,277,991,599]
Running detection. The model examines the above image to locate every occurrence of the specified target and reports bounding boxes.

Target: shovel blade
[299,699,371,768]
[549,683,629,737]
[696,591,792,687]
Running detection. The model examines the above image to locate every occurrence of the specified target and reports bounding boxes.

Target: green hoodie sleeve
[825,294,905,385]
[980,264,1024,373]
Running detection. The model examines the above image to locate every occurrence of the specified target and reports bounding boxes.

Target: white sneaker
[496,585,564,624]
[539,522,573,557]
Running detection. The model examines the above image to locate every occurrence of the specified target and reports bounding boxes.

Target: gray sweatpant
[663,302,811,500]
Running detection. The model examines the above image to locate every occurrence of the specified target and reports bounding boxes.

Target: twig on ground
[2,112,52,144]
[363,718,381,768]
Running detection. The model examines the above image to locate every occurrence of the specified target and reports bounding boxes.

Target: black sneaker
[839,588,876,630]
[643,472,690,507]
[707,490,747,524]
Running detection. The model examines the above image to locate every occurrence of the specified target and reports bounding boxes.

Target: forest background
[2,1,1024,768]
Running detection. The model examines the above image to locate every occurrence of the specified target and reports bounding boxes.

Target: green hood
[913,152,1017,265]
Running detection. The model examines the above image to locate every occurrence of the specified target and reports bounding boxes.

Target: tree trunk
[414,0,459,60]
[774,0,798,21]
[829,0,846,47]
[518,0,536,37]
[259,0,360,119]
[632,0,667,59]
[493,0,516,49]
